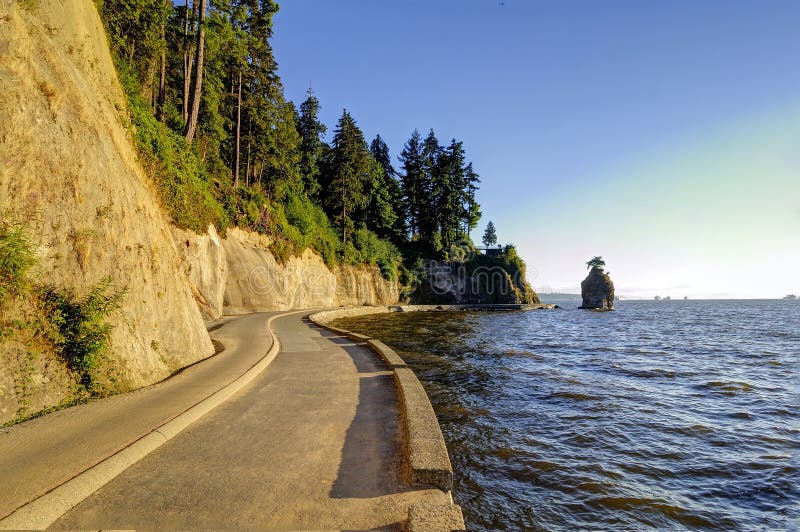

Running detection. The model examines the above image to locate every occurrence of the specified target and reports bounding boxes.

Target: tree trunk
[184,0,205,143]
[182,1,195,124]
[156,2,167,122]
[233,70,242,187]
[342,187,347,245]
[143,58,158,109]
[245,118,252,187]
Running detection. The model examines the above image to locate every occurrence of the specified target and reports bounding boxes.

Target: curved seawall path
[2,310,461,530]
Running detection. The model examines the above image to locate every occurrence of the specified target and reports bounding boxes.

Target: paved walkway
[46,313,446,529]
[0,312,280,519]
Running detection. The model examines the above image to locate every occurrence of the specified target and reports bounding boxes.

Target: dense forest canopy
[97,0,485,280]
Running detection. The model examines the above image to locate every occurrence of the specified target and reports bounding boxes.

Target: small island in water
[579,256,615,311]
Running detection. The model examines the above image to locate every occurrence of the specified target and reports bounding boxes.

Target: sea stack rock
[580,267,615,310]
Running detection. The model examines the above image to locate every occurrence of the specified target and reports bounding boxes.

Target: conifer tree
[437,139,466,250]
[297,88,327,198]
[462,162,481,234]
[482,221,498,247]
[419,129,443,248]
[370,135,407,243]
[323,110,372,244]
[399,129,425,239]
[98,0,171,109]
[184,0,206,143]
[362,157,398,240]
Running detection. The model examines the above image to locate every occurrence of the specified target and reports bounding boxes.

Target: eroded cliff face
[0,0,397,424]
[175,227,399,318]
[171,225,227,320]
[334,264,400,307]
[0,0,213,418]
[411,260,540,305]
[221,228,336,313]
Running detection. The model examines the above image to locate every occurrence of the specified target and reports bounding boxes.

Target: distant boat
[654,295,662,301]
[784,294,797,300]
[683,296,688,300]
[664,296,671,300]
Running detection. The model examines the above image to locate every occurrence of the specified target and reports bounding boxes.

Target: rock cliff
[413,259,540,305]
[174,226,398,318]
[580,268,615,310]
[0,0,214,412]
[0,0,395,424]
[171,225,228,320]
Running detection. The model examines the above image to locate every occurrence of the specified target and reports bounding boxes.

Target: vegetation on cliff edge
[0,221,124,422]
[96,0,502,284]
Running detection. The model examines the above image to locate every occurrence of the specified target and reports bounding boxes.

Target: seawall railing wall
[308,303,554,530]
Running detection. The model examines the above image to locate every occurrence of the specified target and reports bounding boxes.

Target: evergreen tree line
[97,0,481,266]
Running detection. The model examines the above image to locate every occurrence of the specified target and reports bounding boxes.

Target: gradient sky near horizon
[272,1,800,298]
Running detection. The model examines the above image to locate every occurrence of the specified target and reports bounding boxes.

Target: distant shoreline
[538,294,796,302]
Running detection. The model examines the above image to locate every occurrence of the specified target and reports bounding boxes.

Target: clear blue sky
[272,1,800,298]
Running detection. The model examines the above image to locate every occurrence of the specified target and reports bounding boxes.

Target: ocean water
[333,300,799,530]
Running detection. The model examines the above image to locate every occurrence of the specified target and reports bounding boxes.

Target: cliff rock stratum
[0,0,396,424]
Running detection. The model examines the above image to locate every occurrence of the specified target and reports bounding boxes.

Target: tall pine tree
[482,221,497,247]
[399,129,425,240]
[297,88,327,198]
[322,110,372,244]
[419,129,443,248]
[370,135,407,243]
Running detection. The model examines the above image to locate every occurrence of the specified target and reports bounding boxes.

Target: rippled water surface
[333,300,799,530]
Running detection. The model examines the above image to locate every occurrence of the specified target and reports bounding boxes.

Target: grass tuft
[0,220,37,297]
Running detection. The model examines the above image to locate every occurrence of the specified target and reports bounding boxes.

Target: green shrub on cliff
[285,194,342,267]
[351,228,402,281]
[0,220,36,297]
[117,62,229,234]
[39,279,125,389]
[0,222,124,398]
[586,256,606,271]
[262,193,340,268]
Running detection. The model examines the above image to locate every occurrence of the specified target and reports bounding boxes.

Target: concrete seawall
[309,304,553,529]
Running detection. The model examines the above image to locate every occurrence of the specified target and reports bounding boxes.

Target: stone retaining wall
[310,304,553,530]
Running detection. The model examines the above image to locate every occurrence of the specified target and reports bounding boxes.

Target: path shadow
[307,321,413,499]
[312,326,384,374]
[337,342,386,374]
[329,372,408,499]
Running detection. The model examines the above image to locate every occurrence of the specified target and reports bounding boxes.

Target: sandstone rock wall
[334,265,400,307]
[0,0,397,423]
[174,227,399,318]
[0,0,214,404]
[171,225,227,320]
[221,227,336,313]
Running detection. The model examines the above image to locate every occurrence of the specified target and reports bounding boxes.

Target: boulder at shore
[580,268,615,310]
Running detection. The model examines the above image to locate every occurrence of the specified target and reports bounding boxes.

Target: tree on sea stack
[580,256,615,310]
[482,221,497,247]
[586,256,606,271]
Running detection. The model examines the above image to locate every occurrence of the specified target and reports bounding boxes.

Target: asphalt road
[48,312,447,529]
[0,312,282,519]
